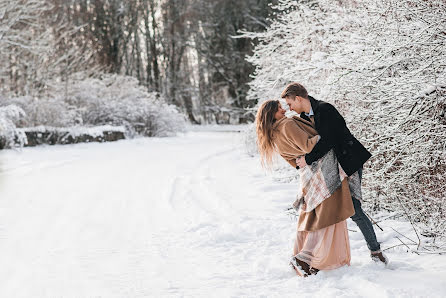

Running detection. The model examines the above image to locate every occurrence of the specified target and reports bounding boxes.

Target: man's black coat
[300,96,371,176]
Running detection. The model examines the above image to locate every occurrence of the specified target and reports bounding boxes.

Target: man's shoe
[371,250,389,265]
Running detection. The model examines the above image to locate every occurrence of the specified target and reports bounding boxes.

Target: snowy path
[0,129,445,297]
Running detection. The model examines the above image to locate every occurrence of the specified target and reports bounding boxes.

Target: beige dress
[273,116,353,270]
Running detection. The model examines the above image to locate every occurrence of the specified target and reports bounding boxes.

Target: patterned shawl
[293,149,362,212]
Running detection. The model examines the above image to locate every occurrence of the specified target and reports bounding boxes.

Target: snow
[187,124,248,132]
[0,128,445,297]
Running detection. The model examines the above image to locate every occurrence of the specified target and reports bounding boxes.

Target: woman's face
[274,102,286,120]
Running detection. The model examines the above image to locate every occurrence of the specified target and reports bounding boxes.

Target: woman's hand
[296,156,307,168]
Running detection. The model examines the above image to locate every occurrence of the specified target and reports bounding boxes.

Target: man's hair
[281,83,308,99]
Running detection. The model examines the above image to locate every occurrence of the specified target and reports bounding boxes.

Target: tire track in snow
[167,147,236,223]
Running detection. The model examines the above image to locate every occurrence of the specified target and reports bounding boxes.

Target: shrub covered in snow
[243,0,446,243]
[0,105,27,148]
[53,73,187,137]
[0,73,188,143]
[1,96,81,127]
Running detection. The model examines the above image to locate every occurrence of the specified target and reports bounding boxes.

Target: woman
[256,99,355,277]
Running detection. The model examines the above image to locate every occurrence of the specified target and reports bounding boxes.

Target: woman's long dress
[294,221,351,270]
[272,116,354,271]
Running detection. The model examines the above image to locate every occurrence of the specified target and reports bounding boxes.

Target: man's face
[285,95,303,113]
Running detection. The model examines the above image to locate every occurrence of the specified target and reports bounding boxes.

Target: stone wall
[0,126,126,149]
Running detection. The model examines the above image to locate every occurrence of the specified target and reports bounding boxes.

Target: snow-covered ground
[0,128,445,297]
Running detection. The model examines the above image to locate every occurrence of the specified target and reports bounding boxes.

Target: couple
[255,83,388,277]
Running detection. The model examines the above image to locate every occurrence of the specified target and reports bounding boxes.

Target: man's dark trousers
[351,167,380,252]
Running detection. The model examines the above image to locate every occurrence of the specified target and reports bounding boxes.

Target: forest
[0,0,276,146]
[0,0,445,295]
[1,0,445,247]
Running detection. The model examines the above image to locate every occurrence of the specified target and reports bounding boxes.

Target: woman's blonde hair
[256,99,280,167]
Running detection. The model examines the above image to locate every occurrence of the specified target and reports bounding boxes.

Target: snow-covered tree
[340,0,446,239]
[0,0,98,97]
[243,0,446,241]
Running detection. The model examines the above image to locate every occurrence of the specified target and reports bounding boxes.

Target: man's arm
[304,104,346,165]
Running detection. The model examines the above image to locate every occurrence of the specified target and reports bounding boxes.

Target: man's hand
[296,156,307,168]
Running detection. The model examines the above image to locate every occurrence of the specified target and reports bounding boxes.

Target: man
[281,82,388,265]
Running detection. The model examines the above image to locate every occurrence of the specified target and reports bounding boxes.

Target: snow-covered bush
[0,96,81,127]
[0,105,27,148]
[59,74,187,137]
[340,0,446,239]
[243,0,446,243]
[1,73,188,141]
